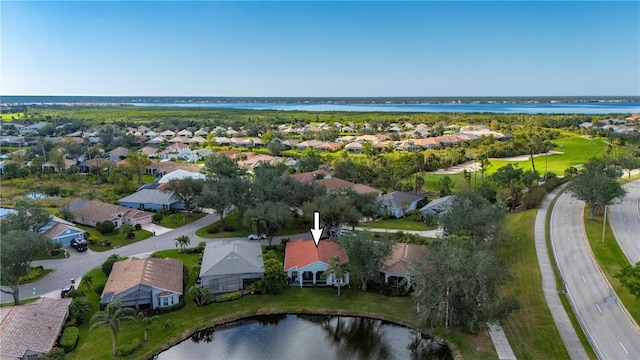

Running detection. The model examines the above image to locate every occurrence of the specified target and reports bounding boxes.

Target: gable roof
[315,177,381,195]
[42,223,84,240]
[68,199,152,223]
[101,257,183,302]
[381,243,429,275]
[158,169,205,183]
[419,195,454,214]
[200,240,264,277]
[381,191,425,209]
[284,239,348,271]
[118,189,178,206]
[108,146,130,157]
[0,297,72,358]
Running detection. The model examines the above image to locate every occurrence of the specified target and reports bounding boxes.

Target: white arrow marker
[310,211,323,247]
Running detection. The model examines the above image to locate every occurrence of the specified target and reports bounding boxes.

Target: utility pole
[601,205,607,243]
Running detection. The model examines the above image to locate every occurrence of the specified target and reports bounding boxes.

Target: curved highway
[608,180,640,264]
[550,191,640,359]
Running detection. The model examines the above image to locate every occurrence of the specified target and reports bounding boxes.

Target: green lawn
[1,112,24,121]
[195,211,309,239]
[158,212,206,229]
[499,210,571,360]
[79,225,152,252]
[360,213,434,231]
[488,136,623,175]
[583,208,640,324]
[67,248,495,360]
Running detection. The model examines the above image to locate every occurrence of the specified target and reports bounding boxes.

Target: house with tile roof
[380,191,426,218]
[145,161,203,176]
[108,146,130,161]
[287,169,331,184]
[68,199,152,228]
[0,297,72,360]
[199,240,264,294]
[100,257,183,310]
[39,216,86,247]
[284,239,349,287]
[381,243,428,288]
[315,177,381,196]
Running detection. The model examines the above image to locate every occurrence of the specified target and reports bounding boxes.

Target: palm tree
[322,256,349,297]
[138,312,159,342]
[82,274,93,289]
[175,235,191,253]
[90,300,138,356]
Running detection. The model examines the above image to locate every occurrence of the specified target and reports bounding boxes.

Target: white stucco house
[284,239,350,287]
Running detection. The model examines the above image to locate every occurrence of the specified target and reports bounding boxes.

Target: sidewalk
[535,184,589,359]
[488,324,517,360]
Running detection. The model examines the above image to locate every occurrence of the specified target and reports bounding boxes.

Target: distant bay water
[126,101,640,114]
[3,96,640,114]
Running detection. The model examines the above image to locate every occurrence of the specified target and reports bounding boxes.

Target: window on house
[161,297,169,307]
[27,354,39,360]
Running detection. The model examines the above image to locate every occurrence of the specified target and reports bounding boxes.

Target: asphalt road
[608,180,640,264]
[550,191,640,359]
[0,213,311,304]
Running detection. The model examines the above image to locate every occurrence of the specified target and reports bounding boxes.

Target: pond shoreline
[144,305,463,360]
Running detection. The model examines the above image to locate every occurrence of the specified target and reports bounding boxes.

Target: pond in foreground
[153,314,452,360]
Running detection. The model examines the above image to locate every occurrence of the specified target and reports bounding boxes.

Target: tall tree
[323,256,350,297]
[438,190,505,243]
[126,152,151,186]
[616,262,640,301]
[336,232,395,291]
[567,166,627,220]
[255,250,288,295]
[164,178,204,216]
[137,313,159,342]
[2,199,52,233]
[175,235,191,253]
[242,201,293,247]
[0,230,59,304]
[619,155,640,179]
[89,300,138,357]
[303,195,362,238]
[197,178,236,219]
[412,236,518,334]
[204,153,245,179]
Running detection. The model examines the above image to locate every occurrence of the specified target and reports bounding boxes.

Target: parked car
[247,233,267,241]
[70,238,88,252]
[330,228,354,238]
[61,284,75,298]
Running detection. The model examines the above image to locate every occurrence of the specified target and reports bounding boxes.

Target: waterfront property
[100,257,183,311]
[284,239,350,287]
[199,240,264,294]
[380,243,429,288]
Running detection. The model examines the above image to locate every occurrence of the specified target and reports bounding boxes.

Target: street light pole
[601,205,607,244]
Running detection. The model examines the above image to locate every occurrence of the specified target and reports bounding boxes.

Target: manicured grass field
[499,210,571,360]
[583,208,640,324]
[158,212,206,228]
[488,136,623,175]
[360,213,434,231]
[1,112,24,121]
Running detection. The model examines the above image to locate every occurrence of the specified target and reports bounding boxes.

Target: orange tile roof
[288,169,330,183]
[284,239,348,271]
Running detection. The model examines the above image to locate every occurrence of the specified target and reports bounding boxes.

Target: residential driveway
[550,191,640,359]
[141,223,173,236]
[352,226,443,238]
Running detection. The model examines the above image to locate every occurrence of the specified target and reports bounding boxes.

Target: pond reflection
[154,315,452,360]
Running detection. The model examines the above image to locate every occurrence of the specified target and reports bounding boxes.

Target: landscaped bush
[153,300,186,315]
[59,326,79,353]
[97,221,115,234]
[65,289,85,298]
[117,337,141,357]
[94,283,105,295]
[215,291,242,302]
[19,266,44,282]
[206,223,219,233]
[102,254,121,276]
[135,223,142,230]
[42,347,66,360]
[152,213,163,223]
[222,225,235,232]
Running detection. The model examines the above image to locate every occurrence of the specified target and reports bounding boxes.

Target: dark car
[61,284,75,298]
[70,238,88,252]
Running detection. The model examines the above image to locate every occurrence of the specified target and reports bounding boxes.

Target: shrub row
[59,326,79,353]
[117,337,141,356]
[215,291,242,303]
[19,266,44,282]
[521,177,567,209]
[205,223,236,234]
[153,300,186,315]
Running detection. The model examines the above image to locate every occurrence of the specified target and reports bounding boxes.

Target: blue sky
[1,1,639,97]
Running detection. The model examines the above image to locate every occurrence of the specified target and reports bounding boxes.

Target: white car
[247,233,267,241]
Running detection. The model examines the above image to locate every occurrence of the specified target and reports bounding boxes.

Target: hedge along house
[199,240,264,294]
[100,257,183,311]
[284,239,350,287]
